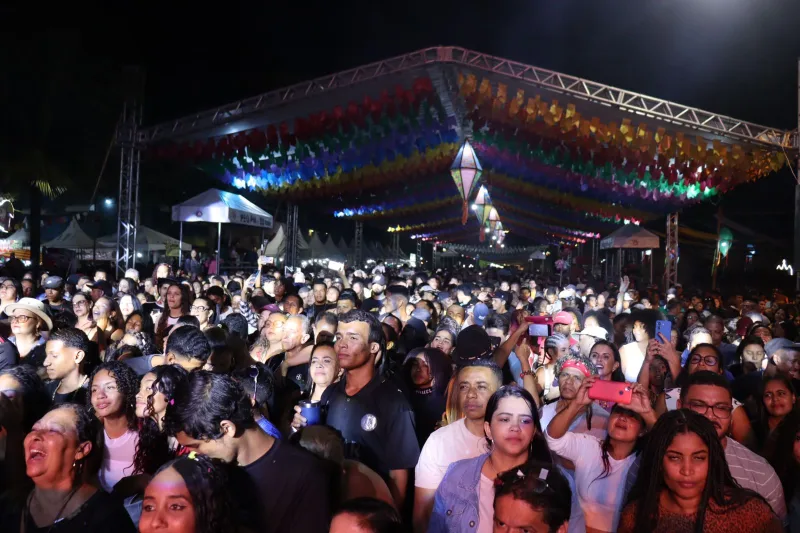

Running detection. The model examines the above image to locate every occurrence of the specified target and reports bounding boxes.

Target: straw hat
[6,297,53,331]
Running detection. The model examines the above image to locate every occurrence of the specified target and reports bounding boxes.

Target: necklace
[22,486,80,533]
[52,376,88,402]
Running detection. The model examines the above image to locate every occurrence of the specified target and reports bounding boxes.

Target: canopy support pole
[795,58,800,291]
[665,213,679,288]
[285,203,299,272]
[178,222,183,265]
[353,221,363,268]
[650,250,654,285]
[216,222,221,274]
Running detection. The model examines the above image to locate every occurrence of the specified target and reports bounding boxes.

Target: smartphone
[328,260,344,271]
[528,324,549,337]
[588,381,633,405]
[655,320,672,344]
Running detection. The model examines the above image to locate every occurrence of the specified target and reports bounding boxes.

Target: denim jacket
[429,453,488,533]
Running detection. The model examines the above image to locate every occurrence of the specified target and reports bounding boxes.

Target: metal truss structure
[138,46,796,150]
[416,240,422,265]
[116,100,142,277]
[284,204,299,271]
[391,233,401,264]
[353,221,364,268]
[665,213,680,287]
[444,243,544,255]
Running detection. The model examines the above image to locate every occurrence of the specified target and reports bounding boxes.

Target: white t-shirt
[415,417,487,490]
[98,429,138,492]
[477,473,495,533]
[546,431,639,532]
[539,402,609,441]
[619,342,646,382]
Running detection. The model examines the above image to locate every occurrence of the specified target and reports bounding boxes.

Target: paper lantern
[718,227,733,258]
[450,140,483,224]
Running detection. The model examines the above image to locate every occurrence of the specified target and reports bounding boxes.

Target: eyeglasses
[689,355,719,367]
[10,315,33,324]
[558,371,584,383]
[73,300,88,308]
[190,306,210,312]
[686,400,733,419]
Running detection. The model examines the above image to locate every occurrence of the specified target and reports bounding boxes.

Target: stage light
[104,198,113,207]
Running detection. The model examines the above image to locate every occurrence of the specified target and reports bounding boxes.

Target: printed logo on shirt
[361,414,378,432]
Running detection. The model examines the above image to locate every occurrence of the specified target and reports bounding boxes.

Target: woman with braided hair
[618,409,781,533]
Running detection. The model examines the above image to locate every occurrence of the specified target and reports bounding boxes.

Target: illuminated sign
[777,259,794,276]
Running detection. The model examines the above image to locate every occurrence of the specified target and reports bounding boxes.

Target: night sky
[2,1,800,260]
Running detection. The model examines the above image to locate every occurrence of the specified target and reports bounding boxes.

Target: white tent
[97,226,190,254]
[600,225,659,250]
[0,226,29,251]
[600,225,660,282]
[307,233,327,259]
[322,235,345,260]
[263,225,310,259]
[171,188,273,266]
[43,219,98,250]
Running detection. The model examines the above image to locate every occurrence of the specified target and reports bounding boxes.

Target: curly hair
[152,454,234,533]
[134,365,188,475]
[87,360,140,431]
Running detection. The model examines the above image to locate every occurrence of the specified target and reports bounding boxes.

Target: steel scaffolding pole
[115,108,143,275]
[353,221,364,268]
[284,204,299,271]
[416,240,422,267]
[391,233,400,265]
[665,213,679,288]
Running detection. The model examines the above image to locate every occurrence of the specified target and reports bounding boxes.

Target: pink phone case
[588,381,632,404]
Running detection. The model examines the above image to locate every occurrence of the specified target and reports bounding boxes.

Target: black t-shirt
[229,438,332,533]
[1,489,136,533]
[321,372,421,478]
[46,380,89,406]
[361,297,384,315]
[0,339,18,371]
[409,387,446,447]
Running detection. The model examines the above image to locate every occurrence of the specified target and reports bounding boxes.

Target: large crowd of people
[0,252,798,532]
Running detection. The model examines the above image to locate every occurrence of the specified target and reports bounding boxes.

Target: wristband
[520,370,536,378]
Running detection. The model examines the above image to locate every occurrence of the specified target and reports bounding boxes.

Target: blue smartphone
[655,320,672,344]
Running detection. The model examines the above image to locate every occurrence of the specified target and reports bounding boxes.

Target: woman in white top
[89,360,141,492]
[546,376,656,533]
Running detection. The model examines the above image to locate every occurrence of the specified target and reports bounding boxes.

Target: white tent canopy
[171,188,273,229]
[600,225,660,250]
[43,219,99,250]
[98,226,190,253]
[171,188,273,267]
[263,225,310,259]
[322,235,345,260]
[307,233,327,259]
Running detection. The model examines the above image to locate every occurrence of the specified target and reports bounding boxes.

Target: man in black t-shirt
[307,278,334,321]
[167,371,331,533]
[43,328,90,405]
[293,309,420,510]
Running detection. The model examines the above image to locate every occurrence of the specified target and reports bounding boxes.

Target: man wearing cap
[87,279,113,303]
[539,354,609,441]
[361,275,387,315]
[576,325,609,358]
[489,290,511,319]
[418,285,436,302]
[42,276,69,312]
[733,337,800,406]
[470,302,490,329]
